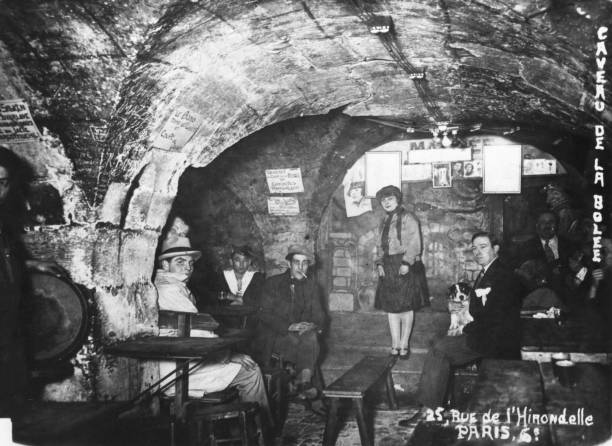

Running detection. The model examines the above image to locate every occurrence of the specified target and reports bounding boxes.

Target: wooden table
[199,304,259,329]
[521,317,612,363]
[106,332,248,419]
[539,362,611,445]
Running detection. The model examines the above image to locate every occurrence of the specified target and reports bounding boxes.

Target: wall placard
[0,99,41,142]
[265,168,304,193]
[267,196,300,215]
[407,148,472,164]
[365,151,401,197]
[483,145,522,193]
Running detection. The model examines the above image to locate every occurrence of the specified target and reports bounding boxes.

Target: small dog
[447,282,473,336]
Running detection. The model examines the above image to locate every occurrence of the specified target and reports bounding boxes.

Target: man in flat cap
[154,232,270,417]
[256,245,327,398]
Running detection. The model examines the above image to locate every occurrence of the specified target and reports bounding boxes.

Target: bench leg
[322,398,340,446]
[385,371,399,410]
[354,398,373,446]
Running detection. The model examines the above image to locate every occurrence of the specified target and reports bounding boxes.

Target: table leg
[174,359,189,420]
[354,398,372,446]
[322,398,340,446]
[385,370,398,410]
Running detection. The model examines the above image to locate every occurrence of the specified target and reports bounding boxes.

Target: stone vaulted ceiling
[1,0,610,209]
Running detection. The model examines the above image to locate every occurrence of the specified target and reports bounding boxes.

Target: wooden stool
[444,360,480,408]
[186,401,265,446]
[322,355,398,446]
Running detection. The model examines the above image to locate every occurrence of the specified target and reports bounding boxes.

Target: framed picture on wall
[365,151,402,197]
[432,163,452,188]
[483,145,522,193]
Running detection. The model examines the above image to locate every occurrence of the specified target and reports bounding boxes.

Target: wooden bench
[322,355,398,446]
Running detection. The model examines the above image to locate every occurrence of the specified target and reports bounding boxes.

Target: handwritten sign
[89,125,108,143]
[267,196,300,216]
[426,406,594,443]
[0,99,41,143]
[265,168,304,193]
[150,107,203,151]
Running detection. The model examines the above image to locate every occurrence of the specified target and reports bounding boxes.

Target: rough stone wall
[169,113,403,280]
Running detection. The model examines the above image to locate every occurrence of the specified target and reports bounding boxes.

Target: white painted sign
[408,147,472,164]
[0,99,41,143]
[151,107,203,151]
[365,151,401,197]
[267,196,300,215]
[265,168,304,193]
[483,145,522,193]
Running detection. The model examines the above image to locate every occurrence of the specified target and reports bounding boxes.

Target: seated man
[515,211,591,305]
[416,232,521,410]
[256,245,327,397]
[154,235,270,415]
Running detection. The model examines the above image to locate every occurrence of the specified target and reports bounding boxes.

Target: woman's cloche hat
[375,185,402,204]
[158,236,202,261]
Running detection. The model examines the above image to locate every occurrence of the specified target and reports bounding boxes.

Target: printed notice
[0,99,41,142]
[267,196,300,215]
[150,106,203,151]
[265,168,304,193]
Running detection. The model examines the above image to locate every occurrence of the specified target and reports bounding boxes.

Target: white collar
[223,269,255,295]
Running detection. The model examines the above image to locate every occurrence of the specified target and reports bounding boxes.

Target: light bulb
[441,133,452,147]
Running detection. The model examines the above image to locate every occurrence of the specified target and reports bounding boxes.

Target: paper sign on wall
[265,168,304,193]
[267,196,300,215]
[0,99,41,143]
[150,106,203,151]
[483,145,522,193]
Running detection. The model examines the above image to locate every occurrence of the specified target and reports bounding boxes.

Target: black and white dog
[447,282,473,336]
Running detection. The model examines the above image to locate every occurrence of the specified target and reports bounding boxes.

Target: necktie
[474,268,485,289]
[544,240,555,263]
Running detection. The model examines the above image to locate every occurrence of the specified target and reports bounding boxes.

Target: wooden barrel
[26,272,89,365]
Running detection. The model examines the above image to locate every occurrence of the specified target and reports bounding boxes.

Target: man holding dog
[415,232,521,410]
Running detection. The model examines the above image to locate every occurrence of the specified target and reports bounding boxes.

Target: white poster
[407,147,472,164]
[365,151,401,197]
[342,157,372,217]
[483,145,522,193]
[267,196,300,215]
[0,99,41,143]
[265,168,304,193]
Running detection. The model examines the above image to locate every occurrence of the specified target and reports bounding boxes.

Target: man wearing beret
[256,245,327,398]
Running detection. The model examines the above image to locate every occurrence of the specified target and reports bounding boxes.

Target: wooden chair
[444,360,481,408]
[186,401,265,446]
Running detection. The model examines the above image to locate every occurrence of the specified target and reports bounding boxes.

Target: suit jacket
[254,270,327,363]
[515,236,581,302]
[218,270,265,307]
[516,236,574,269]
[463,258,521,359]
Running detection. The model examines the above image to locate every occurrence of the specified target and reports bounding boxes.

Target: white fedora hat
[158,236,202,261]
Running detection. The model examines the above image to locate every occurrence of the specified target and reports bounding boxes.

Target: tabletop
[521,315,612,363]
[105,332,249,360]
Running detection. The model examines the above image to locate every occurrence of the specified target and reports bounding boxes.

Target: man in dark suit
[256,245,327,397]
[516,211,586,304]
[415,232,521,409]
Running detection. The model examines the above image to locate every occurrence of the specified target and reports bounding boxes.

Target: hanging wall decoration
[483,145,522,193]
[432,163,452,188]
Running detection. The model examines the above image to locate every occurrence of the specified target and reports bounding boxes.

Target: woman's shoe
[399,348,410,359]
[390,348,400,356]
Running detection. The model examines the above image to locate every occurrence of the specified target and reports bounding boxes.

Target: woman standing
[374,185,429,358]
